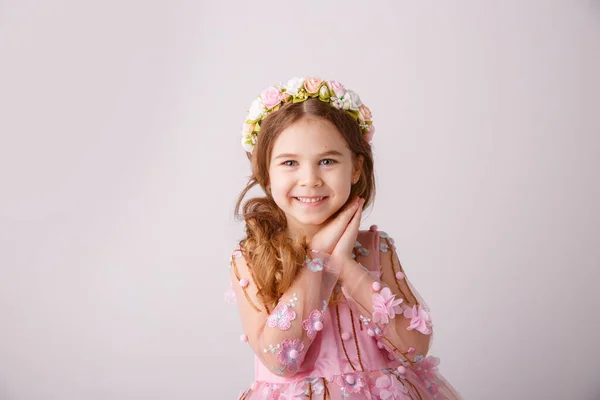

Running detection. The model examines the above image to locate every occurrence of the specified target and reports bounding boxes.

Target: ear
[353,154,364,182]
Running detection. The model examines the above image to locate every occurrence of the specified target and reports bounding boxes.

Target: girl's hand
[308,196,361,254]
[332,198,364,262]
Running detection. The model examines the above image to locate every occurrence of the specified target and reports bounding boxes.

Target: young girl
[229,77,462,399]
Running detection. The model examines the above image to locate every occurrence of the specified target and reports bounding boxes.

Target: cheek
[325,175,352,204]
[331,169,353,189]
[268,172,290,195]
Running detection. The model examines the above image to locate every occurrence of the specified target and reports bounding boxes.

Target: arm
[339,232,433,363]
[230,249,340,377]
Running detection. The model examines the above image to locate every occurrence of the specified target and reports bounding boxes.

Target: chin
[290,213,331,227]
[301,219,328,227]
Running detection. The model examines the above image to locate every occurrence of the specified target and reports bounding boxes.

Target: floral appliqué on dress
[305,255,324,272]
[302,309,324,339]
[259,383,282,400]
[374,373,410,399]
[335,373,367,397]
[355,241,370,256]
[266,303,296,331]
[372,287,403,324]
[412,355,447,397]
[403,304,432,335]
[276,338,304,373]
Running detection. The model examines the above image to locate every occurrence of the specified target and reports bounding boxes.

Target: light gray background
[1,1,599,399]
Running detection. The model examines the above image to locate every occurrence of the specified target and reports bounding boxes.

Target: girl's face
[268,116,363,238]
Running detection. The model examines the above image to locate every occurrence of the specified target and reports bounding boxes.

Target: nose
[299,164,322,187]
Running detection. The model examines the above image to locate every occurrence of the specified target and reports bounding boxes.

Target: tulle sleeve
[342,230,434,363]
[230,248,340,377]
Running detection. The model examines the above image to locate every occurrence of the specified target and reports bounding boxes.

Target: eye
[320,159,337,166]
[282,160,297,167]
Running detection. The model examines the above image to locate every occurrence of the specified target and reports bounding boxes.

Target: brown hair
[234,98,376,309]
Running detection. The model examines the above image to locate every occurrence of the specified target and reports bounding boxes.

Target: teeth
[296,197,325,203]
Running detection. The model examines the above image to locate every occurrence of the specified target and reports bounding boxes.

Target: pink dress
[228,226,462,400]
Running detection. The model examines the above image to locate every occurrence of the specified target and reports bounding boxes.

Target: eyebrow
[273,150,345,161]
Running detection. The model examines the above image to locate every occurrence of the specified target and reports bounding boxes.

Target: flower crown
[241,77,375,153]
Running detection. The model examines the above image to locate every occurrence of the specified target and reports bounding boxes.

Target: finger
[348,199,363,229]
[336,196,358,214]
[339,199,363,242]
[325,196,358,223]
[331,198,360,227]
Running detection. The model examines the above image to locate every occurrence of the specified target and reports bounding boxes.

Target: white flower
[283,381,306,399]
[241,135,255,153]
[319,85,329,98]
[345,90,362,110]
[247,98,266,122]
[331,97,353,110]
[284,77,305,95]
[307,378,324,395]
[241,122,254,137]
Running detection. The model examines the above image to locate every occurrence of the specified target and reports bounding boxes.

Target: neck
[286,220,321,245]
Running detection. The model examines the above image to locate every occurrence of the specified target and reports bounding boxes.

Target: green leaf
[345,110,360,120]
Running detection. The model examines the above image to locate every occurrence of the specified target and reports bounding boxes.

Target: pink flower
[304,77,323,94]
[277,339,304,372]
[335,373,367,394]
[372,287,403,324]
[363,123,375,143]
[282,381,306,399]
[403,305,432,335]
[427,382,439,395]
[374,374,410,399]
[260,383,282,400]
[413,355,440,382]
[328,80,347,98]
[261,86,283,109]
[358,104,372,121]
[302,309,324,339]
[267,303,297,331]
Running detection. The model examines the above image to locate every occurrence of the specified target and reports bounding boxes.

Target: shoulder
[357,225,396,253]
[229,248,247,271]
[229,248,243,261]
[358,224,393,239]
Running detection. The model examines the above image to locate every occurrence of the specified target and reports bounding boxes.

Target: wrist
[338,258,360,284]
[341,263,373,299]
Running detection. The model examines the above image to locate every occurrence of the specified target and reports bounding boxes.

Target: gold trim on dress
[335,305,357,371]
[349,309,365,371]
[383,237,419,306]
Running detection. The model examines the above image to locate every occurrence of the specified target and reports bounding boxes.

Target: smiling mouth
[294,196,328,204]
